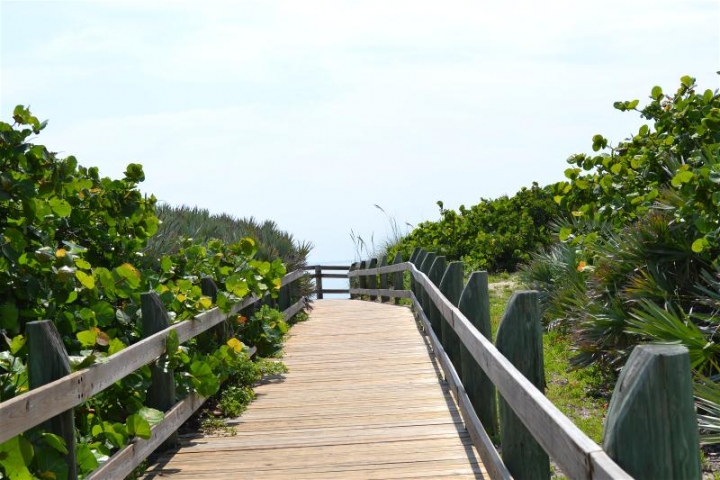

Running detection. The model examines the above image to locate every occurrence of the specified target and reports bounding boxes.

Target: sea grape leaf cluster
[0,106,289,478]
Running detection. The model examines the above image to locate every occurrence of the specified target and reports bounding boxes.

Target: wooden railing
[0,269,307,480]
[305,264,351,298]
[349,250,701,480]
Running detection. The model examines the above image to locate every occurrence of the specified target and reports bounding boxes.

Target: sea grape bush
[524,77,720,389]
[0,107,288,479]
[553,75,720,257]
[391,183,562,272]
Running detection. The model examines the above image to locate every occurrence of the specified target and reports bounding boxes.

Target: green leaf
[74,258,91,270]
[126,414,152,439]
[692,238,707,253]
[41,433,68,455]
[75,444,98,474]
[124,163,145,183]
[108,337,126,355]
[138,406,165,426]
[76,329,97,347]
[48,198,71,217]
[92,301,115,327]
[0,435,34,480]
[75,270,96,289]
[9,335,25,354]
[680,75,694,87]
[160,256,173,273]
[651,86,663,100]
[166,330,179,356]
[559,226,573,242]
[627,99,639,109]
[671,170,694,187]
[115,263,141,289]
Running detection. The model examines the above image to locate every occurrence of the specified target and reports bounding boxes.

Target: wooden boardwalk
[143,300,487,479]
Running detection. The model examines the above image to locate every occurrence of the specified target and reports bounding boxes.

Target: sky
[1,0,719,265]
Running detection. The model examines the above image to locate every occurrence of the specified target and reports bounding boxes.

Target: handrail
[0,269,308,479]
[305,264,351,298]
[348,262,631,480]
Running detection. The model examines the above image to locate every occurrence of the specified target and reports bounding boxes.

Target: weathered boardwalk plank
[142,300,487,479]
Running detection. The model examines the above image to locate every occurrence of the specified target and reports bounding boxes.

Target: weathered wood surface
[349,262,631,479]
[143,300,488,479]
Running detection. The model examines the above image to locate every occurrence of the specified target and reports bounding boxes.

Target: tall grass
[350,205,412,261]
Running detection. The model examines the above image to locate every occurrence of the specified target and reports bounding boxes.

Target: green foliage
[144,204,313,298]
[553,76,720,258]
[218,385,255,418]
[236,305,289,357]
[0,106,293,478]
[391,183,563,272]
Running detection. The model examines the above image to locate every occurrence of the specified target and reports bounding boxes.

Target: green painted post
[368,258,378,301]
[603,345,701,480]
[412,249,428,298]
[27,320,77,480]
[349,262,359,299]
[427,256,447,342]
[392,252,404,305]
[141,292,179,449]
[379,255,389,303]
[458,271,498,437]
[495,291,549,480]
[418,252,436,314]
[358,260,368,297]
[438,262,463,371]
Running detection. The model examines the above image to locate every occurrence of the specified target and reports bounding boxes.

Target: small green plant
[219,386,255,418]
[237,305,289,357]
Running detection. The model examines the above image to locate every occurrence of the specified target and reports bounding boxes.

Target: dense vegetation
[0,107,304,478]
[394,76,720,442]
[391,183,563,272]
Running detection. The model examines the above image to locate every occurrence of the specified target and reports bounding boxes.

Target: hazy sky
[1,0,719,264]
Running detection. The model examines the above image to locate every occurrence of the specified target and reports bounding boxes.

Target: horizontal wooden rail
[350,263,629,480]
[0,269,307,450]
[86,297,304,480]
[306,264,351,299]
[304,265,350,271]
[409,291,510,479]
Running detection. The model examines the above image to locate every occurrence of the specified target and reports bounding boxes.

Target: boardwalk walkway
[143,300,487,479]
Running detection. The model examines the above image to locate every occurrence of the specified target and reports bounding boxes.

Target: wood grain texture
[350,261,631,479]
[142,300,488,480]
[603,345,700,479]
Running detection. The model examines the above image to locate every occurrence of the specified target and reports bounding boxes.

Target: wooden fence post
[603,344,701,479]
[141,292,178,448]
[368,258,378,301]
[427,256,447,342]
[458,271,498,437]
[418,252,436,314]
[358,260,368,296]
[201,277,229,343]
[495,291,549,480]
[278,282,291,310]
[409,247,421,264]
[27,320,77,480]
[438,262,463,372]
[349,262,358,299]
[412,250,428,297]
[379,255,389,303]
[315,265,323,300]
[392,252,404,305]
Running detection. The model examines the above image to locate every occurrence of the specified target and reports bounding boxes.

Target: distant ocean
[306,260,353,299]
